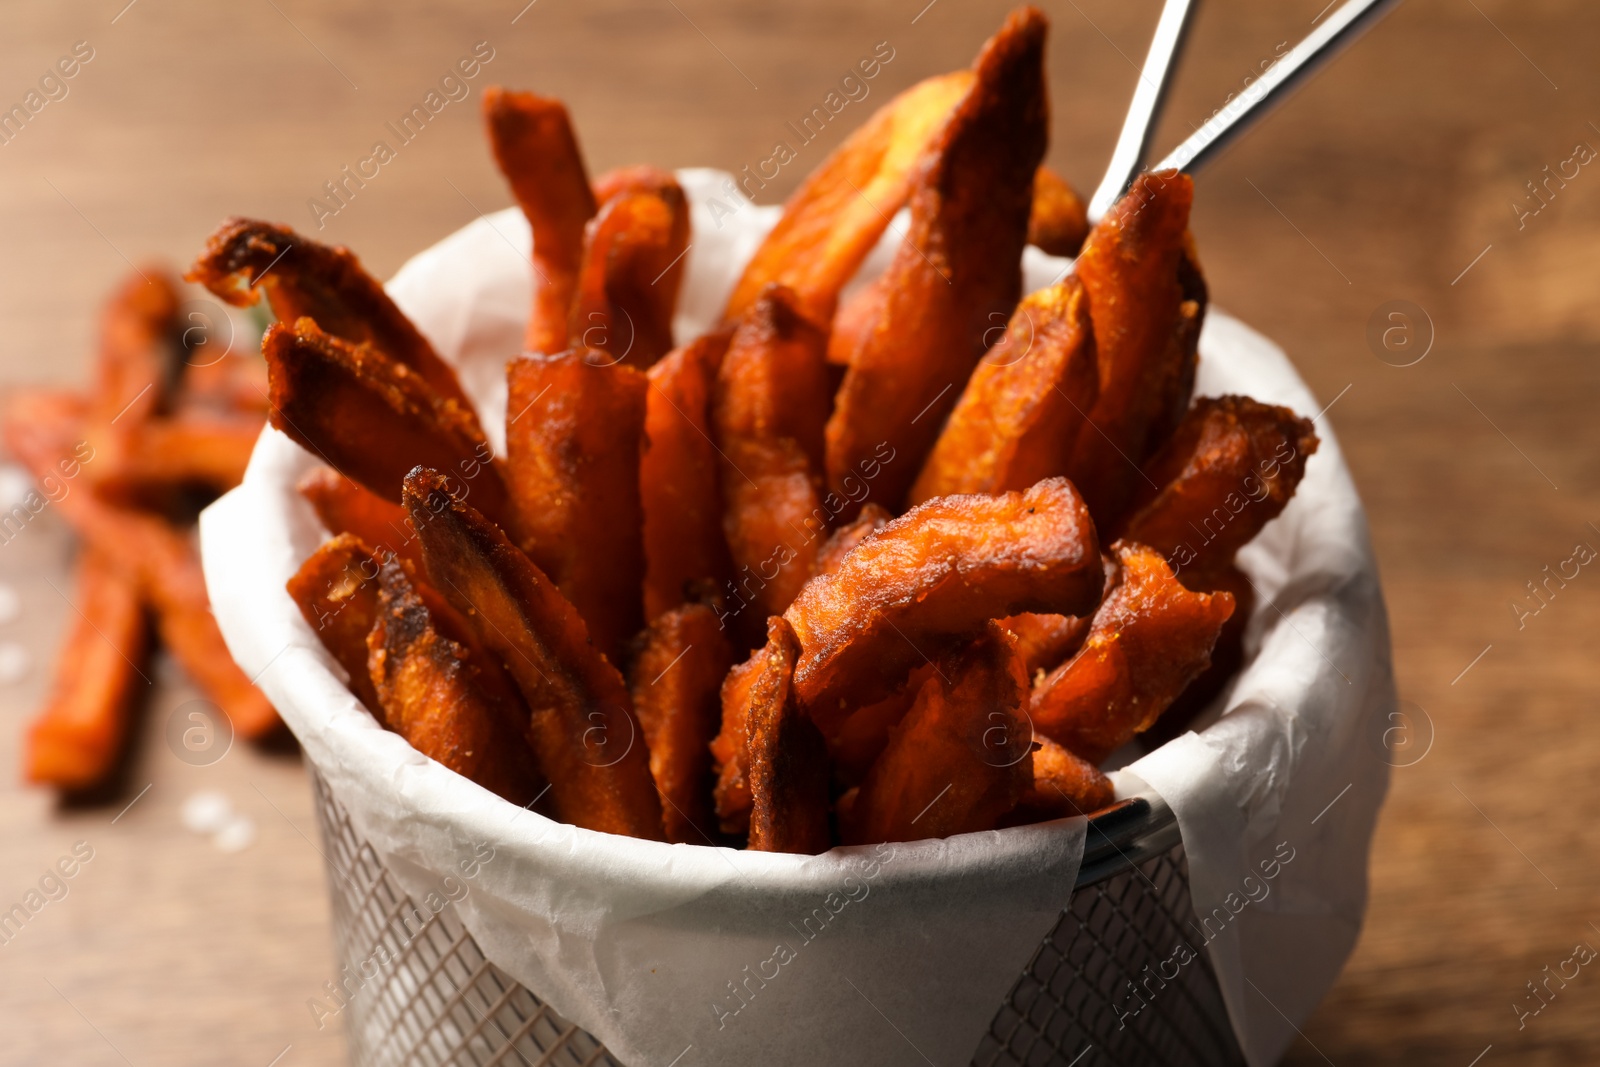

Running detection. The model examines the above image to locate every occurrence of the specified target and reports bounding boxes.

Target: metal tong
[1086,0,1404,223]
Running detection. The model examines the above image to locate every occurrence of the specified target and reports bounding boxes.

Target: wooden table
[2,1,1596,1063]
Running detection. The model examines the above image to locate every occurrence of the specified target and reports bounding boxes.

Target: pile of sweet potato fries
[6,271,275,790]
[19,6,1321,845]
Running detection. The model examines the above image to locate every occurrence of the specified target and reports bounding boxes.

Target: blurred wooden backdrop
[2,1,1598,1063]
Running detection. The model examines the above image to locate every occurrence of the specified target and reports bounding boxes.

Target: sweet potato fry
[1062,171,1201,524]
[710,643,763,835]
[1031,541,1234,764]
[1006,733,1114,824]
[368,555,544,806]
[745,616,831,854]
[785,477,1102,731]
[842,622,1032,844]
[89,269,181,433]
[505,351,647,661]
[93,412,261,498]
[999,612,1091,679]
[713,285,833,628]
[286,533,384,715]
[628,604,733,843]
[1117,395,1319,576]
[828,668,925,787]
[3,395,280,739]
[824,8,1049,510]
[1143,564,1254,749]
[1027,164,1089,257]
[403,466,662,839]
[483,88,598,356]
[811,503,891,578]
[641,329,735,621]
[297,467,422,572]
[723,70,975,325]
[24,551,150,790]
[187,218,472,409]
[906,273,1097,506]
[568,183,689,367]
[262,318,513,532]
[592,164,678,206]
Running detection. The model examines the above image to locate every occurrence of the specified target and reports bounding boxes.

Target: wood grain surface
[2,1,1598,1064]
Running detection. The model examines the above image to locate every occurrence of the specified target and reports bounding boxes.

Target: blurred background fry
[2,1,1598,1064]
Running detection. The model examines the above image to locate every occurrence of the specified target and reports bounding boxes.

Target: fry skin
[87,269,181,458]
[569,183,689,367]
[24,551,150,791]
[94,412,261,499]
[785,477,1102,731]
[907,273,1097,506]
[1027,164,1090,257]
[843,622,1032,845]
[641,329,735,620]
[368,555,544,806]
[1031,540,1234,764]
[505,350,648,662]
[286,533,384,715]
[1117,395,1319,576]
[297,467,423,572]
[403,467,663,840]
[824,7,1049,510]
[592,164,678,207]
[1063,171,1201,525]
[745,616,832,854]
[262,318,513,531]
[1143,564,1254,749]
[723,70,976,326]
[628,604,733,844]
[710,643,763,836]
[483,88,598,356]
[812,503,892,578]
[713,285,833,628]
[187,218,472,410]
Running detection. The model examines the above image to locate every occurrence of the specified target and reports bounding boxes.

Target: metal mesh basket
[309,771,1244,1067]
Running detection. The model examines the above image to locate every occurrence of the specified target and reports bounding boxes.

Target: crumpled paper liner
[199,168,1391,1066]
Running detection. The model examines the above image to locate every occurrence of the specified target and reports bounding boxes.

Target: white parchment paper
[199,169,1390,1066]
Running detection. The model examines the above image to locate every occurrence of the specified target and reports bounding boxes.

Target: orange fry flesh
[93,412,261,498]
[628,604,733,844]
[286,533,384,716]
[824,7,1049,510]
[187,218,472,409]
[722,70,976,326]
[298,467,422,572]
[403,467,663,840]
[641,329,735,621]
[1144,563,1255,749]
[1063,170,1201,525]
[713,285,833,627]
[785,477,1102,732]
[483,88,598,356]
[568,183,689,367]
[843,622,1032,845]
[24,551,150,790]
[262,318,513,531]
[1031,540,1234,764]
[1117,395,1319,577]
[745,616,831,854]
[505,351,648,662]
[907,273,1097,506]
[592,164,679,206]
[710,643,763,836]
[87,269,181,453]
[1027,164,1090,257]
[368,555,544,806]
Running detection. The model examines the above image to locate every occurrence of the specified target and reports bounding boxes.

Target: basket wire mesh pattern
[309,772,1244,1067]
